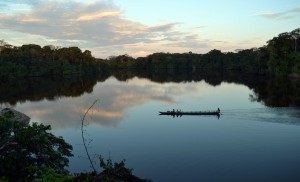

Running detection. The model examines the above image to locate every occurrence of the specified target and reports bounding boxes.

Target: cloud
[164,33,210,49]
[130,51,151,57]
[254,6,300,20]
[256,12,283,19]
[148,22,180,32]
[19,17,47,23]
[289,6,300,13]
[0,0,208,58]
[76,11,120,21]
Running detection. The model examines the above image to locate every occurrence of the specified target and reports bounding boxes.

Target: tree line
[1,28,299,79]
[0,43,105,79]
[105,28,300,76]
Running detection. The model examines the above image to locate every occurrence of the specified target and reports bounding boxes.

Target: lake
[1,72,300,181]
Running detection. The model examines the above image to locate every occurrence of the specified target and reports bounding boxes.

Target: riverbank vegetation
[0,28,299,80]
[0,109,73,181]
[0,43,106,79]
[105,28,300,76]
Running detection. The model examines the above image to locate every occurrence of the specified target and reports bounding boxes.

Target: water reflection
[1,71,299,108]
[250,77,300,107]
[0,75,104,106]
[1,71,300,129]
[11,77,204,129]
[2,71,299,182]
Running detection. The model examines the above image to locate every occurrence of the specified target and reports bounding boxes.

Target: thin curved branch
[81,99,99,172]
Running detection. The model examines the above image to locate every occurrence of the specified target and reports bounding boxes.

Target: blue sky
[0,0,299,58]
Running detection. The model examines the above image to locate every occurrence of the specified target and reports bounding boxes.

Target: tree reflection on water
[1,70,299,108]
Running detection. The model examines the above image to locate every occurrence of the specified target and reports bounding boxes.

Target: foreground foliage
[0,110,149,181]
[73,156,150,182]
[0,110,73,181]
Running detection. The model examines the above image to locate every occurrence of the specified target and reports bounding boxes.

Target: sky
[0,0,299,58]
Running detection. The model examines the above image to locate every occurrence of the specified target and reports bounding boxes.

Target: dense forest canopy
[105,28,300,76]
[0,42,104,78]
[0,28,299,79]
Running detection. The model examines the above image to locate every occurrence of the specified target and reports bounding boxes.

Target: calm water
[2,74,300,181]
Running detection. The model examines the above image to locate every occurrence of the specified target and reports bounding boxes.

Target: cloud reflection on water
[15,77,205,129]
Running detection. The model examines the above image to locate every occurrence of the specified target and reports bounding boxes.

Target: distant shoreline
[1,28,299,79]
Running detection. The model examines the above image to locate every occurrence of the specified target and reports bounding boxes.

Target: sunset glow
[0,0,299,58]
